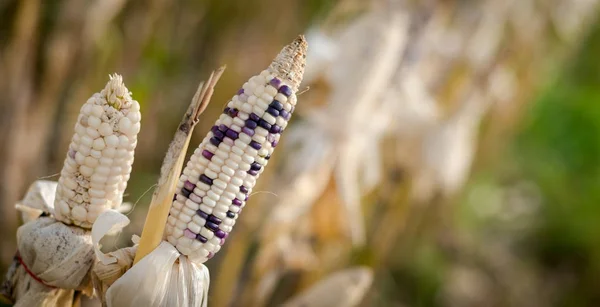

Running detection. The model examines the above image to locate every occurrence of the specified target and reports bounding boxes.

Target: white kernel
[205,144,218,153]
[105,135,119,147]
[238,133,252,144]
[200,228,214,240]
[223,218,235,226]
[82,103,93,115]
[188,222,202,234]
[215,204,229,213]
[71,206,87,221]
[91,173,107,183]
[212,155,225,165]
[131,101,140,112]
[130,122,141,136]
[289,94,297,105]
[241,103,253,113]
[214,179,227,190]
[230,154,242,163]
[176,219,189,229]
[242,154,253,164]
[253,134,266,144]
[181,206,196,216]
[86,211,99,223]
[207,190,220,201]
[92,138,106,150]
[230,177,243,186]
[229,205,240,213]
[192,215,206,226]
[84,156,99,168]
[199,204,213,214]
[118,135,129,148]
[275,93,288,103]
[127,111,141,123]
[89,189,105,198]
[265,86,277,97]
[255,127,268,137]
[252,105,265,117]
[79,165,94,177]
[230,124,241,133]
[102,147,117,158]
[256,98,269,110]
[213,211,226,219]
[78,145,91,156]
[222,165,235,177]
[81,135,94,148]
[255,85,265,96]
[263,113,276,125]
[222,191,235,201]
[118,117,132,134]
[99,123,113,136]
[203,197,216,207]
[86,127,100,139]
[195,183,210,192]
[221,225,233,232]
[57,200,70,215]
[185,199,199,210]
[173,201,184,210]
[245,147,258,157]
[221,116,233,126]
[91,105,104,117]
[88,116,101,128]
[205,169,217,179]
[208,162,220,173]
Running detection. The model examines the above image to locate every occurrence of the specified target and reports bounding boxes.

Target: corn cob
[54,74,140,228]
[165,36,307,263]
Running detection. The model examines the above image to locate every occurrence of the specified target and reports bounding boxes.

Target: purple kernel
[232,198,242,206]
[242,127,255,136]
[189,192,202,203]
[215,230,227,239]
[213,130,225,139]
[249,113,260,122]
[202,150,214,160]
[269,78,281,88]
[207,252,214,259]
[266,107,279,117]
[181,187,192,198]
[237,88,244,95]
[269,100,283,111]
[196,210,209,219]
[245,119,258,129]
[208,215,222,224]
[184,229,197,239]
[184,180,196,191]
[200,174,213,185]
[196,234,208,243]
[250,141,262,150]
[220,238,226,245]
[218,124,228,132]
[225,129,239,140]
[279,85,292,97]
[248,169,259,176]
[240,186,248,193]
[210,137,221,146]
[227,108,239,117]
[226,211,236,218]
[280,109,290,120]
[244,194,249,201]
[265,155,271,160]
[272,140,279,147]
[223,107,230,114]
[205,221,219,231]
[267,134,275,143]
[211,125,220,134]
[68,149,76,159]
[270,125,281,134]
[258,119,271,130]
[173,194,178,201]
[250,162,261,171]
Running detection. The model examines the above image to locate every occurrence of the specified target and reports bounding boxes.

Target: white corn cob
[165,36,307,263]
[54,74,141,228]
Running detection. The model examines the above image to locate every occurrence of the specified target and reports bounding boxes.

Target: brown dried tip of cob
[269,35,308,91]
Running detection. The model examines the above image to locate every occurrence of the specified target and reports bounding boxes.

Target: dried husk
[1,180,94,307]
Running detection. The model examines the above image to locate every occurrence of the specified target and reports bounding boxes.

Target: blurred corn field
[2,0,600,306]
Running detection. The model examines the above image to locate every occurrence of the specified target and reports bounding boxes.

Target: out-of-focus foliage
[2,0,600,306]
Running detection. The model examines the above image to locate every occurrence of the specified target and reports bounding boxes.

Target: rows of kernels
[165,69,296,263]
[54,75,140,228]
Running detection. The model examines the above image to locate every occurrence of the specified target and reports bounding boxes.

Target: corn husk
[1,180,94,307]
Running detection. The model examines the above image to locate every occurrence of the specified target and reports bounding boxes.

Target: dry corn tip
[165,36,307,263]
[54,74,141,228]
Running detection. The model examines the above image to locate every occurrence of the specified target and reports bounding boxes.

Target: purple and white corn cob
[54,74,140,228]
[165,36,307,263]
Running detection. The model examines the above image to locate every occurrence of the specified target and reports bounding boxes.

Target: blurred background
[1,0,600,306]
